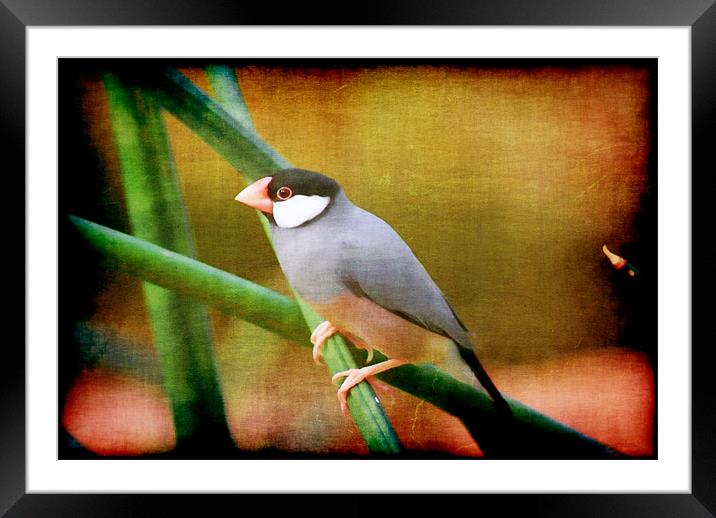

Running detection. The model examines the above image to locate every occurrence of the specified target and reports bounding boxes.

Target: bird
[235,168,510,417]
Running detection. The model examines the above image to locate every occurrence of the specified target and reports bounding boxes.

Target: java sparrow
[236,168,510,416]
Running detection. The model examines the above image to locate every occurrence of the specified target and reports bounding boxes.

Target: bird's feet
[331,359,406,416]
[331,367,372,416]
[310,322,375,365]
[310,321,338,365]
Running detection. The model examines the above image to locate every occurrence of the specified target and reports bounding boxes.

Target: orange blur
[63,348,652,457]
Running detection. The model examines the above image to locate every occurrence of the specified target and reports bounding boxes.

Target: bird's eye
[276,186,293,200]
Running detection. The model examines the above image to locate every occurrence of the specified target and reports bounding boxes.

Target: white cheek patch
[273,195,331,228]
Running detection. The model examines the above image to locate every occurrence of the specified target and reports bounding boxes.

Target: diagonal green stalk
[149,67,290,181]
[206,65,256,134]
[70,215,622,458]
[203,65,401,453]
[103,73,232,451]
[69,215,308,343]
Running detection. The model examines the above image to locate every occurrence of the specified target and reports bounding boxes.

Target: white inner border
[27,27,691,493]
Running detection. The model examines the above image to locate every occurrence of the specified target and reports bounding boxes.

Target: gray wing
[340,208,474,348]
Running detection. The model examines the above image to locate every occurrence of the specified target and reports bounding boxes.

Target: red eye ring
[277,186,293,200]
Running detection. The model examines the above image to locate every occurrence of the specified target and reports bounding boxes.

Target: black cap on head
[268,168,342,201]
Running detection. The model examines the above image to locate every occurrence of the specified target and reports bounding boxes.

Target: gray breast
[270,196,354,303]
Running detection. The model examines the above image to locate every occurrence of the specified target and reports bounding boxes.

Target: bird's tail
[456,345,512,417]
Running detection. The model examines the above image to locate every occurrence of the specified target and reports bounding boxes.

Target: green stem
[149,67,290,181]
[206,65,256,134]
[70,215,308,343]
[203,66,402,454]
[69,216,622,458]
[103,73,232,451]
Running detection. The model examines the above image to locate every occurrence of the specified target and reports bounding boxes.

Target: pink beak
[235,176,273,214]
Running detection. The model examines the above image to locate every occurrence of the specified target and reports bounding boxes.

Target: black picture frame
[7,1,713,515]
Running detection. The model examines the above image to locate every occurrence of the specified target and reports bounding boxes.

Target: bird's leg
[331,359,406,416]
[310,321,338,365]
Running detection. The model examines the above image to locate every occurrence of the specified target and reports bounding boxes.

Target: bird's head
[235,168,341,228]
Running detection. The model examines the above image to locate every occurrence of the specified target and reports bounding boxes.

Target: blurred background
[59,60,656,458]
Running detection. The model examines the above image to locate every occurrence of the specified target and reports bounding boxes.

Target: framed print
[8,0,713,515]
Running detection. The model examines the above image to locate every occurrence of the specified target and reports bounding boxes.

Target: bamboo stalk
[149,67,290,180]
[70,215,308,343]
[69,216,621,458]
[202,65,402,453]
[206,65,256,134]
[103,73,232,451]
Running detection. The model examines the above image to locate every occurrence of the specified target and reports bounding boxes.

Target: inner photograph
[58,59,657,459]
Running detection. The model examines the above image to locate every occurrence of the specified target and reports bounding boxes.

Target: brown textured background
[62,62,655,457]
